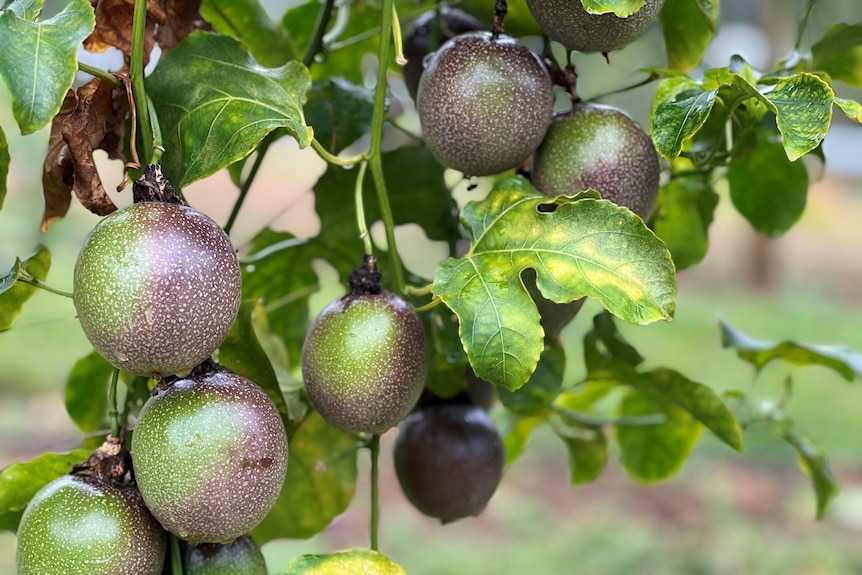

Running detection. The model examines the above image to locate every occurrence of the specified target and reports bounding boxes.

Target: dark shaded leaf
[284,549,406,575]
[784,433,840,520]
[0,246,51,332]
[498,339,565,417]
[811,23,862,88]
[306,78,375,155]
[253,411,357,542]
[200,0,298,65]
[65,350,114,433]
[659,0,719,72]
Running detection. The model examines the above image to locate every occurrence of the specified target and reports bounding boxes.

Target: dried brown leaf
[42,92,78,230]
[155,0,208,53]
[83,0,165,65]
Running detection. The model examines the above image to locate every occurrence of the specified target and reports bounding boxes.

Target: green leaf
[253,411,357,542]
[0,124,8,209]
[659,0,719,72]
[784,434,839,520]
[496,412,544,466]
[148,31,313,187]
[283,549,406,575]
[498,339,565,417]
[651,76,717,160]
[306,79,375,155]
[0,0,95,134]
[762,73,834,161]
[424,307,469,399]
[727,139,809,237]
[200,0,298,66]
[65,350,114,433]
[835,97,862,122]
[650,174,719,270]
[811,23,862,88]
[279,1,318,60]
[580,0,645,17]
[720,318,862,381]
[586,311,645,370]
[0,246,51,332]
[616,388,702,482]
[218,300,297,437]
[554,424,607,485]
[433,178,676,391]
[0,449,91,531]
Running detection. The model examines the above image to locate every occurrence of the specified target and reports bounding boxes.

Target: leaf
[498,339,565,417]
[84,0,163,66]
[579,0,645,17]
[651,76,717,160]
[811,23,862,88]
[835,97,862,122]
[727,139,809,237]
[433,178,676,391]
[156,0,208,52]
[305,79,375,156]
[496,412,543,466]
[218,300,297,437]
[761,73,834,161]
[148,30,313,187]
[253,411,358,542]
[720,318,862,381]
[585,311,644,370]
[0,449,91,531]
[650,173,719,270]
[65,350,114,433]
[0,0,95,134]
[424,308,470,399]
[555,426,607,485]
[659,0,719,72]
[783,433,839,520]
[0,124,7,210]
[283,549,407,575]
[616,388,702,482]
[0,246,51,332]
[201,0,298,66]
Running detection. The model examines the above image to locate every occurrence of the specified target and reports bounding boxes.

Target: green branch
[77,62,122,87]
[311,138,367,166]
[130,0,154,165]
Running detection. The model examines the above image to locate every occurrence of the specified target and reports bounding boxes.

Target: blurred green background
[2,0,862,573]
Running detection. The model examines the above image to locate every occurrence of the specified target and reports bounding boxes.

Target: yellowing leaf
[281,549,406,575]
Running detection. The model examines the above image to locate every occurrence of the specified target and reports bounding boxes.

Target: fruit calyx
[347,254,383,296]
[132,164,186,205]
[71,434,133,485]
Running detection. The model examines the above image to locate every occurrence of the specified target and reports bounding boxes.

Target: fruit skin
[302,291,427,434]
[73,202,241,377]
[394,403,504,523]
[526,0,664,53]
[16,474,166,575]
[417,31,554,177]
[532,103,661,220]
[130,370,287,545]
[403,7,486,102]
[182,535,268,575]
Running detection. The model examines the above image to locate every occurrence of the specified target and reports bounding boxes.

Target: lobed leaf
[65,350,114,433]
[650,173,719,270]
[253,411,358,542]
[811,23,862,88]
[0,246,51,332]
[148,31,313,187]
[434,178,675,391]
[580,0,645,17]
[282,549,406,575]
[0,0,95,134]
[659,0,719,72]
[0,449,92,531]
[200,0,298,66]
[720,318,862,381]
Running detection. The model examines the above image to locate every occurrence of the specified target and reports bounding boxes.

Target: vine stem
[77,62,122,87]
[224,137,272,236]
[170,533,183,574]
[554,406,667,427]
[369,433,381,551]
[311,139,367,166]
[108,368,120,438]
[130,0,154,164]
[794,0,818,51]
[355,161,374,254]
[18,277,73,298]
[305,0,338,67]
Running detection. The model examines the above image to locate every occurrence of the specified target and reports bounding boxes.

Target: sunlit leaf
[498,340,565,417]
[784,433,839,520]
[555,424,607,485]
[200,0,298,66]
[253,411,357,542]
[434,178,675,391]
[495,411,544,466]
[835,97,862,122]
[811,23,862,87]
[650,173,719,270]
[283,549,407,575]
[720,318,862,380]
[0,0,95,134]
[148,31,313,187]
[0,246,51,332]
[0,449,91,531]
[580,0,645,17]
[651,76,717,160]
[762,73,834,161]
[65,350,113,433]
[659,0,719,72]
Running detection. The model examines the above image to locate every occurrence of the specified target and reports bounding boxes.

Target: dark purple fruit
[403,7,486,102]
[417,31,554,176]
[532,103,661,220]
[302,291,427,434]
[130,370,287,545]
[394,403,504,523]
[526,0,665,53]
[16,474,166,575]
[73,202,241,376]
[182,535,267,575]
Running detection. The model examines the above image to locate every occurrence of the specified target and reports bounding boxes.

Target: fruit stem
[794,0,818,52]
[369,433,381,551]
[304,0,338,67]
[130,0,154,165]
[492,0,508,36]
[225,136,273,236]
[355,160,374,254]
[76,62,122,87]
[170,532,184,574]
[108,368,121,438]
[17,276,73,299]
